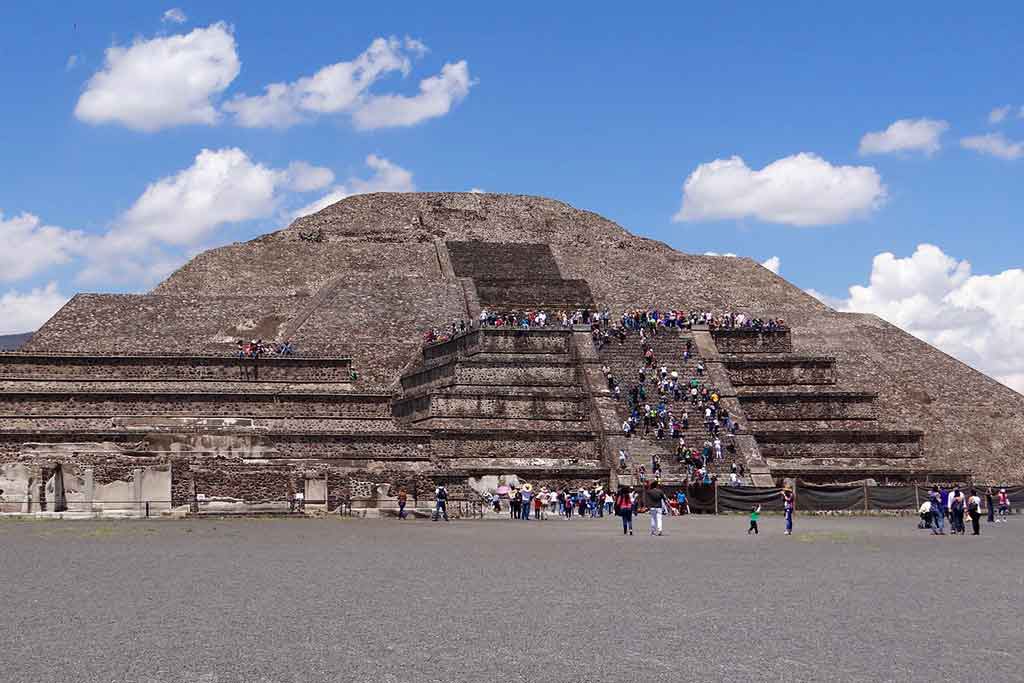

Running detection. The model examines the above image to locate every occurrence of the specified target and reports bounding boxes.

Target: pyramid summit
[3,192,1022,512]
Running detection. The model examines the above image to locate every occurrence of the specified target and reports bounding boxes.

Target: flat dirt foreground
[2,514,1020,683]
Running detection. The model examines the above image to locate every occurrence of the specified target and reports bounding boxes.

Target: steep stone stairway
[597,332,745,483]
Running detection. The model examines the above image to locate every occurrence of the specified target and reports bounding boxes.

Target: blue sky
[1,2,1023,388]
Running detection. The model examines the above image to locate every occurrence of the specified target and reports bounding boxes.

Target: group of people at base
[918,486,1011,535]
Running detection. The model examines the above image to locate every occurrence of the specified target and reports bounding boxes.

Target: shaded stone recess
[1,192,1020,505]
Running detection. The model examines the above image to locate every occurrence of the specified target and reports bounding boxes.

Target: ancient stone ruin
[2,192,1021,513]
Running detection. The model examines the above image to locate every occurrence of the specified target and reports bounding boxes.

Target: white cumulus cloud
[960,132,1024,160]
[293,155,415,218]
[675,153,886,227]
[74,22,239,132]
[283,161,335,192]
[162,8,187,24]
[761,256,781,274]
[702,251,781,274]
[0,211,87,282]
[352,60,473,130]
[79,148,339,284]
[0,283,70,334]
[817,244,1024,394]
[988,106,1011,124]
[858,118,949,156]
[225,37,472,130]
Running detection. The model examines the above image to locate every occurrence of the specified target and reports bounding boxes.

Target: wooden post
[714,482,719,515]
[863,480,869,513]
[914,484,920,510]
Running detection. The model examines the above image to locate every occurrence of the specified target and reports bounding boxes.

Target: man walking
[646,482,666,536]
[434,484,449,522]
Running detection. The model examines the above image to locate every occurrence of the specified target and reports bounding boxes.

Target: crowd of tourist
[478,307,601,329]
[235,338,297,358]
[617,308,788,333]
[918,486,1011,536]
[599,321,741,483]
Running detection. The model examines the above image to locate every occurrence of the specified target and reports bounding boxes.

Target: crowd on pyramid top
[235,338,296,358]
[618,308,788,332]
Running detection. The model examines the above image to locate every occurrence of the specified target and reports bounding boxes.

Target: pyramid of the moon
[3,192,1021,509]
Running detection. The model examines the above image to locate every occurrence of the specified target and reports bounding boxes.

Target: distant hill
[0,332,33,350]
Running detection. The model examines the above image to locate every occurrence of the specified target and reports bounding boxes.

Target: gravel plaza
[2,513,1021,683]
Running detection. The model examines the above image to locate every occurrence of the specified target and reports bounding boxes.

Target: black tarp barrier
[684,483,717,513]
[716,486,785,512]
[650,484,1020,514]
[867,486,918,510]
[793,483,864,511]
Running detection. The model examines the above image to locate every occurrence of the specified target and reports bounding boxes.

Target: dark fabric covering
[717,486,785,512]
[793,483,864,511]
[868,486,919,510]
[685,483,717,513]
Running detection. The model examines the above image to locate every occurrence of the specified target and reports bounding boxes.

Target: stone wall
[473,279,595,308]
[0,392,392,418]
[25,295,305,354]
[447,241,563,280]
[454,362,578,385]
[724,357,836,386]
[756,430,924,460]
[0,353,352,382]
[739,392,878,421]
[711,329,793,353]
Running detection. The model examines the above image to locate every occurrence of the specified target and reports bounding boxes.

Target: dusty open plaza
[3,514,1020,683]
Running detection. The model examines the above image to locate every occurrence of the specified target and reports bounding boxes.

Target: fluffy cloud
[162,8,187,24]
[703,251,781,274]
[675,153,886,227]
[118,148,282,245]
[988,106,1011,124]
[74,23,239,131]
[225,37,472,129]
[858,118,949,156]
[352,60,473,130]
[283,161,335,192]
[761,256,781,274]
[814,244,1024,394]
[0,211,87,282]
[227,37,410,127]
[960,133,1024,160]
[79,148,337,283]
[0,283,70,334]
[293,155,414,218]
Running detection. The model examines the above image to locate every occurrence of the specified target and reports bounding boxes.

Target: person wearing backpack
[433,485,449,522]
[967,489,982,536]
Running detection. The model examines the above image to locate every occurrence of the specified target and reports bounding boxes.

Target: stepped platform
[0,352,353,382]
[4,192,1015,510]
